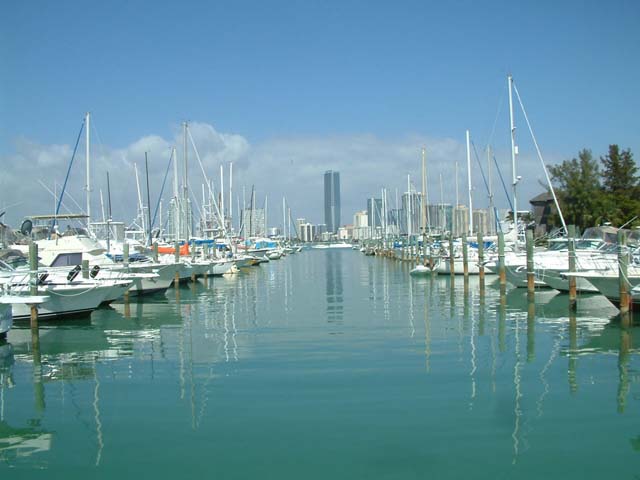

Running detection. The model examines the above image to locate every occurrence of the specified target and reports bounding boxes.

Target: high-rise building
[427,203,453,234]
[473,209,492,236]
[453,205,469,237]
[324,171,341,233]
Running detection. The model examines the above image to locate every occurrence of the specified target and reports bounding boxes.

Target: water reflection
[0,253,638,475]
[326,251,344,324]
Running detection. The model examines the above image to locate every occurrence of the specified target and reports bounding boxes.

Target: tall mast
[134,163,145,236]
[220,164,225,224]
[183,122,189,239]
[172,147,180,241]
[487,145,495,234]
[406,174,411,237]
[229,162,233,233]
[466,129,473,235]
[145,152,152,246]
[508,74,518,228]
[421,147,427,238]
[100,189,106,223]
[85,111,91,225]
[439,173,445,232]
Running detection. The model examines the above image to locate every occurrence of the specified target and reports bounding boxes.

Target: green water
[1,249,639,478]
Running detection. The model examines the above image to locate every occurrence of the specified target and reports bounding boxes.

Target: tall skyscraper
[324,170,341,233]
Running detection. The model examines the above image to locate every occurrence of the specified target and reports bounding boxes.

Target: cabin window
[51,253,83,267]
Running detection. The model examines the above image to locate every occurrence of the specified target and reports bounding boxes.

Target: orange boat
[157,243,190,256]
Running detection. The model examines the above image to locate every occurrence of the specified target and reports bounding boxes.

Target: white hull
[10,283,109,321]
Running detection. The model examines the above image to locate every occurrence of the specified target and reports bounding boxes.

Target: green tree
[600,145,640,226]
[548,149,605,230]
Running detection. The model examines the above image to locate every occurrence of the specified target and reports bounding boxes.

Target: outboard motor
[67,264,81,282]
[90,265,101,279]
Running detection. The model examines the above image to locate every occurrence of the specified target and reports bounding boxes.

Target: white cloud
[0,123,559,229]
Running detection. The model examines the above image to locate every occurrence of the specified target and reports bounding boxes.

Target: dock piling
[568,225,577,311]
[477,227,485,292]
[498,231,506,293]
[618,230,631,321]
[28,242,38,329]
[526,229,535,297]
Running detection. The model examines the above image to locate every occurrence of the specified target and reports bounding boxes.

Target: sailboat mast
[134,163,145,236]
[421,147,427,238]
[466,130,473,235]
[85,111,91,226]
[487,145,495,233]
[171,147,179,241]
[145,152,152,245]
[220,164,225,224]
[508,74,518,228]
[100,189,106,223]
[229,162,233,233]
[183,122,189,239]
[406,174,411,237]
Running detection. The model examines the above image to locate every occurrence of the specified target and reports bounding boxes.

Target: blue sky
[1,0,639,225]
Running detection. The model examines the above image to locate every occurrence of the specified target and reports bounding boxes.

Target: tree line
[547,144,639,231]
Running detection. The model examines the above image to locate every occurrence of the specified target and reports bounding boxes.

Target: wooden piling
[152,242,159,263]
[81,259,89,279]
[498,231,506,290]
[174,241,181,286]
[449,235,455,277]
[568,225,577,311]
[462,232,469,278]
[526,229,535,296]
[123,243,130,302]
[618,230,631,317]
[123,243,130,268]
[28,242,38,329]
[477,227,485,291]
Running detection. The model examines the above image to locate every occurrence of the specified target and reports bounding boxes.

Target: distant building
[427,203,453,234]
[324,171,341,233]
[353,211,368,228]
[300,223,317,242]
[337,226,352,240]
[296,218,307,239]
[453,205,469,237]
[473,209,491,236]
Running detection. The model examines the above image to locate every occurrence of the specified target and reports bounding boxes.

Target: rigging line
[493,154,514,214]
[151,149,173,231]
[186,128,229,239]
[54,120,85,223]
[470,140,491,196]
[486,89,505,150]
[91,118,109,174]
[39,180,81,218]
[512,80,567,234]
